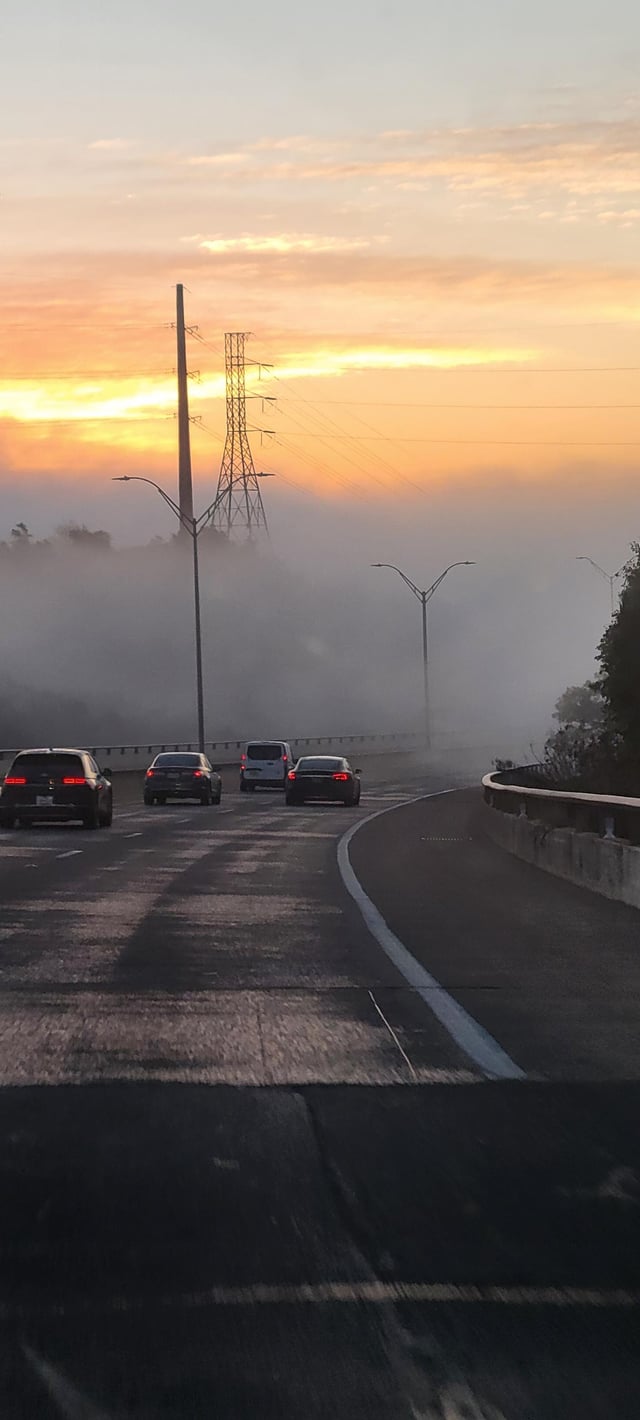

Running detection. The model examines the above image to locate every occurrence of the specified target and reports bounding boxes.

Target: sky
[1,1,640,748]
[3,0,640,508]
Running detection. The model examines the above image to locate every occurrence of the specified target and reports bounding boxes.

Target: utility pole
[176,283,194,530]
[212,333,269,539]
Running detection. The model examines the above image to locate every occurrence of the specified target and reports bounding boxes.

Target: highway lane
[0,764,639,1415]
[0,758,473,1087]
[350,786,640,1080]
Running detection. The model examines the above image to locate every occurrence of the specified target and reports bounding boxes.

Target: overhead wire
[277,399,640,412]
[261,365,419,494]
[274,433,640,447]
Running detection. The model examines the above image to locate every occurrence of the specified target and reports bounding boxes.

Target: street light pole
[113,473,274,753]
[420,589,429,752]
[576,556,626,618]
[191,528,205,753]
[372,561,475,753]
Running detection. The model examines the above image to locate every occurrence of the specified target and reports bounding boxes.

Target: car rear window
[247,744,283,761]
[153,754,201,767]
[296,757,344,772]
[11,754,84,778]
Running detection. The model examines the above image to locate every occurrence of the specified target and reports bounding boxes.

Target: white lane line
[337,792,525,1082]
[56,850,83,860]
[124,832,143,839]
[6,1280,640,1320]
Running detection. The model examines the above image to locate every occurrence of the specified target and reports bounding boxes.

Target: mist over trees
[543,545,640,793]
[0,522,423,748]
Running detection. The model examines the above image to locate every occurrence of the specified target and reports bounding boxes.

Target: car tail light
[4,776,26,785]
[193,770,204,778]
[283,755,287,763]
[145,769,155,777]
[241,753,246,762]
[63,777,87,786]
[287,770,296,780]
[333,772,349,781]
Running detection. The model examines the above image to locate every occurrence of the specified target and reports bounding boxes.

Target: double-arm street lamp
[113,474,273,752]
[371,561,475,752]
[576,556,626,617]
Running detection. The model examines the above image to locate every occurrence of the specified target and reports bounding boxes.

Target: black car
[285,756,361,806]
[144,752,222,806]
[0,748,113,829]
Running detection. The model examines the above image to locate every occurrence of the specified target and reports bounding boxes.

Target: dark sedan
[144,752,222,806]
[0,748,112,829]
[285,756,361,807]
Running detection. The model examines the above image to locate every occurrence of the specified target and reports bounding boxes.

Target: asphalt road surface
[0,758,639,1416]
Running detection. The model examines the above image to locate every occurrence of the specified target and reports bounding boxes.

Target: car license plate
[168,772,180,778]
[36,795,53,806]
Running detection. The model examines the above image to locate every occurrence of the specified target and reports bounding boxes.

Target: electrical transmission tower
[212,333,269,539]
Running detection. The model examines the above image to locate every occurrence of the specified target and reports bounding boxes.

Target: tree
[597,544,640,772]
[553,681,603,728]
[56,523,112,551]
[10,522,32,542]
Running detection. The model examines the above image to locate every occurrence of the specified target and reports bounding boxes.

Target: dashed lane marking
[420,837,474,843]
[56,850,83,860]
[124,832,143,839]
[337,792,526,1083]
[5,1280,640,1321]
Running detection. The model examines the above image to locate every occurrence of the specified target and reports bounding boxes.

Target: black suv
[144,752,222,806]
[0,749,113,829]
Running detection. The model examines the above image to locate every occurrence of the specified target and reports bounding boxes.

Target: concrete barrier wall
[0,732,423,775]
[484,800,640,911]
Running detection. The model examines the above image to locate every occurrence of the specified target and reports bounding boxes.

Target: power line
[9,414,171,426]
[276,399,640,411]
[265,369,422,494]
[276,433,640,447]
[274,400,393,493]
[275,433,364,495]
[188,329,225,359]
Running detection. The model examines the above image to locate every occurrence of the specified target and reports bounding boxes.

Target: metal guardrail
[483,768,640,845]
[0,731,423,774]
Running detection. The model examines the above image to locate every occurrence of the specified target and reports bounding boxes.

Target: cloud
[179,119,640,204]
[186,152,250,167]
[191,232,374,255]
[88,138,133,152]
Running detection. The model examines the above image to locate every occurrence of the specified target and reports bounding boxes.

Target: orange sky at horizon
[3,3,640,508]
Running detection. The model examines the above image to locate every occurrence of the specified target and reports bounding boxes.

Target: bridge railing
[483,768,640,846]
[0,731,423,776]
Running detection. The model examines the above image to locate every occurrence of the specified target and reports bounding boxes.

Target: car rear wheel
[143,794,155,806]
[200,789,212,806]
[100,803,113,827]
[213,789,222,804]
[83,802,100,830]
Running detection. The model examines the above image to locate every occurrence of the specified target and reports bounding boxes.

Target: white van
[239,740,293,792]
